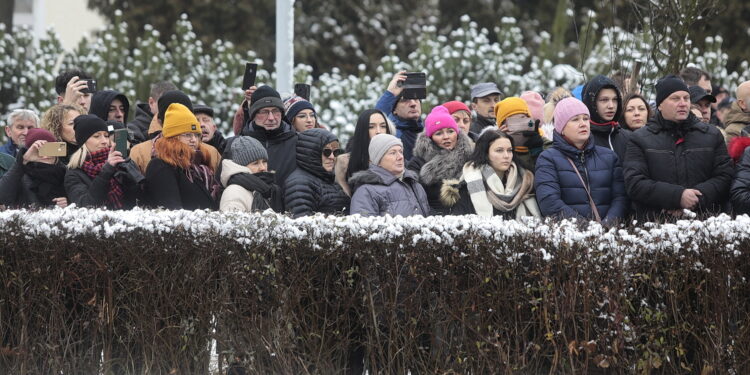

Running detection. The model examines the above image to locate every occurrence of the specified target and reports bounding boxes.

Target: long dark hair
[620,93,653,130]
[345,109,391,180]
[467,128,529,170]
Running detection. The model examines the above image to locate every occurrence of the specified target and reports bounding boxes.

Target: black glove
[227,172,275,199]
[114,159,145,185]
[406,156,425,172]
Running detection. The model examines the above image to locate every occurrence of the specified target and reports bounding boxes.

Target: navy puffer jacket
[284,129,350,217]
[535,131,628,222]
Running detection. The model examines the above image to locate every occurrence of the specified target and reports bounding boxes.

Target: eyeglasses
[322,148,342,158]
[178,132,201,140]
[296,112,316,119]
[257,109,282,118]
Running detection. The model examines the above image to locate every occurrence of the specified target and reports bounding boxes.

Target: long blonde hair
[67,144,90,169]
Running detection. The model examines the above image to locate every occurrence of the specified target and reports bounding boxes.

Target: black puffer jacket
[0,152,67,207]
[65,161,141,209]
[284,129,350,217]
[127,103,153,144]
[624,112,734,220]
[90,90,130,124]
[239,121,298,190]
[582,75,631,161]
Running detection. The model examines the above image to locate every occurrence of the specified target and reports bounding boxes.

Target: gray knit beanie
[368,134,403,166]
[231,136,268,166]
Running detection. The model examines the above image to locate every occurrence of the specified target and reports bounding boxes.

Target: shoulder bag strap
[564,156,602,222]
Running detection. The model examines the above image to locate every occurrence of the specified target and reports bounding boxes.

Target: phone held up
[294,83,311,101]
[38,142,67,157]
[397,72,427,100]
[113,129,129,158]
[81,79,97,94]
[242,63,258,91]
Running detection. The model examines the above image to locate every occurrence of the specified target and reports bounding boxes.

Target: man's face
[696,99,712,123]
[196,113,216,142]
[472,94,501,119]
[254,107,282,130]
[393,98,421,120]
[698,76,712,94]
[108,98,126,123]
[658,91,691,122]
[5,118,37,148]
[79,93,92,113]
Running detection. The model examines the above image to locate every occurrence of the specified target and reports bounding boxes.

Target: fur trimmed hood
[412,131,474,186]
[439,178,462,207]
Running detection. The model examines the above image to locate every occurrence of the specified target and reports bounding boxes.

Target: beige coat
[219,160,255,212]
[723,101,750,145]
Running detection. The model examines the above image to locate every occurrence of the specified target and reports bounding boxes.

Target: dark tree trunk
[0,0,13,34]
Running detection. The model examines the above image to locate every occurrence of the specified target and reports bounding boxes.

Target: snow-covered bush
[0,207,748,373]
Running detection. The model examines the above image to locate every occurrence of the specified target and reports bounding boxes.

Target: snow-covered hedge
[0,208,748,373]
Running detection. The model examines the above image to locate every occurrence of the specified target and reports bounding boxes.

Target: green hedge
[0,208,748,374]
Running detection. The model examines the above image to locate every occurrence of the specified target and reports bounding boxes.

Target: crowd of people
[2,65,750,223]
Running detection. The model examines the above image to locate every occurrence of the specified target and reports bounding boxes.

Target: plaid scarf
[185,150,220,199]
[81,148,125,209]
[462,162,540,218]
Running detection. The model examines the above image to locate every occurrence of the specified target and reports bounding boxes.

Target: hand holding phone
[505,117,535,134]
[113,128,129,158]
[38,142,68,157]
[400,72,427,100]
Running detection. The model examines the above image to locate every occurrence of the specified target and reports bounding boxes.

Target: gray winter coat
[349,164,430,217]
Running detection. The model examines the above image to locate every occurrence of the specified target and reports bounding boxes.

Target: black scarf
[23,162,67,205]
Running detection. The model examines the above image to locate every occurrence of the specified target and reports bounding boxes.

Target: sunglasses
[322,148,342,158]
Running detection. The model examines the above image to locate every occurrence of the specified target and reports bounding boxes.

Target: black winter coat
[0,155,67,207]
[581,75,631,161]
[730,146,750,214]
[284,129,350,217]
[65,161,141,209]
[127,103,154,145]
[205,131,227,155]
[624,113,734,220]
[145,158,216,210]
[238,121,298,190]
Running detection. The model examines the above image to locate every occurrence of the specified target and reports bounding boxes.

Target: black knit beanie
[74,114,109,146]
[655,75,689,107]
[157,90,193,123]
[248,85,284,121]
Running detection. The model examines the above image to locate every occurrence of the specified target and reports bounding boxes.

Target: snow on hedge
[2,207,748,261]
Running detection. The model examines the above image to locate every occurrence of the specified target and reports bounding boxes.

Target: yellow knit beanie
[162,103,201,138]
[494,97,532,126]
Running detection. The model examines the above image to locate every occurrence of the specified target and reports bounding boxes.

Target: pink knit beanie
[521,91,545,122]
[553,97,590,134]
[424,105,459,138]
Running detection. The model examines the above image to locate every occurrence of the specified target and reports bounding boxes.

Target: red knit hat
[442,101,471,115]
[25,128,56,148]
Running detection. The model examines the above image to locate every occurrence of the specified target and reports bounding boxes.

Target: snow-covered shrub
[0,208,748,373]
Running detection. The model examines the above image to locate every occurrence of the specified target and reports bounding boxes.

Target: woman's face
[624,98,648,130]
[367,113,389,139]
[431,128,458,150]
[488,137,513,173]
[561,114,591,149]
[451,110,472,134]
[62,110,80,144]
[85,131,111,153]
[321,141,340,172]
[379,145,404,176]
[178,132,201,151]
[247,159,268,174]
[292,109,316,132]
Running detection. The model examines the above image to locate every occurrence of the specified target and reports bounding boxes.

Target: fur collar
[412,132,474,186]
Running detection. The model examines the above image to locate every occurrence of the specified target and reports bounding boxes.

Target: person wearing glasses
[283,95,326,132]
[145,103,219,210]
[238,85,298,189]
[284,128,350,217]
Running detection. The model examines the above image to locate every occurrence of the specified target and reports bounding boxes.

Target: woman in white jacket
[219,136,283,212]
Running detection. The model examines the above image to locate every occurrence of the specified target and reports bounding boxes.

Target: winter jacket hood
[220,159,250,187]
[582,75,622,124]
[296,128,338,182]
[90,90,129,124]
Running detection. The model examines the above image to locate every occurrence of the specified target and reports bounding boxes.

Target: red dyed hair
[153,137,214,171]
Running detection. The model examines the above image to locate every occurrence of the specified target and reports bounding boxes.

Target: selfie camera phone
[400,72,427,100]
[114,129,129,158]
[507,118,536,134]
[38,142,67,157]
[294,83,311,101]
[242,63,258,90]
